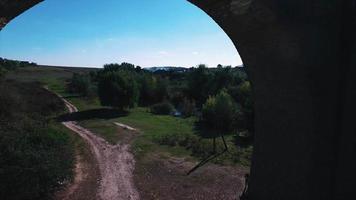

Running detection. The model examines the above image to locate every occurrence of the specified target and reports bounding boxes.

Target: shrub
[154,132,199,148]
[150,102,174,115]
[0,81,74,200]
[191,139,216,158]
[0,122,74,200]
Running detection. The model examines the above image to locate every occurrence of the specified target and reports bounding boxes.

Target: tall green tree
[238,81,254,132]
[201,89,238,136]
[138,74,157,106]
[67,73,91,96]
[155,77,169,102]
[213,65,234,93]
[187,64,214,106]
[98,71,139,110]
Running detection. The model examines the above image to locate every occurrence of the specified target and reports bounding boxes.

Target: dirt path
[61,98,140,200]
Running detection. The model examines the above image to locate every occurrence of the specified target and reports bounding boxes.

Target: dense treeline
[0,57,37,77]
[0,80,74,200]
[68,62,254,143]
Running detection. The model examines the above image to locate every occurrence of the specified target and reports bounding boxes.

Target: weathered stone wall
[1,0,355,199]
[190,1,355,199]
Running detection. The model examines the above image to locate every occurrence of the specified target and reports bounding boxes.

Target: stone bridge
[1,0,355,199]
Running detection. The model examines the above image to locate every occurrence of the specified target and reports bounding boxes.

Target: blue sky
[0,0,242,68]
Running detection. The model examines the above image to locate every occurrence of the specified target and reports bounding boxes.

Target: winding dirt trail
[61,97,140,200]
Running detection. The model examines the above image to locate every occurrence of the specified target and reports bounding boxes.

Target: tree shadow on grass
[57,108,128,122]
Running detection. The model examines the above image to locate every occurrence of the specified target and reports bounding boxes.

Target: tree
[103,62,136,72]
[238,81,254,133]
[67,73,91,96]
[98,71,139,110]
[187,64,214,106]
[150,102,174,115]
[138,74,157,106]
[188,89,238,174]
[213,65,234,93]
[201,89,238,135]
[155,77,169,102]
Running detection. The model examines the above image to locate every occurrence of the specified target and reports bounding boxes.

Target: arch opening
[0,1,254,200]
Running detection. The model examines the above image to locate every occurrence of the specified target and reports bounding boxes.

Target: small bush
[191,139,218,158]
[150,102,174,115]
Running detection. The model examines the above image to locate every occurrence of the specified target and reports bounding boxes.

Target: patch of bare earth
[134,154,248,200]
[57,96,140,200]
[55,147,100,200]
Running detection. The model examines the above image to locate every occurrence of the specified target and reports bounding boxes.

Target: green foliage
[180,98,196,117]
[97,62,169,110]
[0,57,37,71]
[138,74,168,106]
[98,70,139,110]
[155,77,169,102]
[103,62,139,72]
[154,131,199,148]
[239,81,251,95]
[0,81,74,200]
[150,102,174,115]
[0,58,36,79]
[186,65,248,107]
[201,89,238,135]
[191,139,217,158]
[236,81,254,132]
[67,73,95,97]
[187,64,214,106]
[139,74,158,105]
[0,123,74,200]
[213,65,234,92]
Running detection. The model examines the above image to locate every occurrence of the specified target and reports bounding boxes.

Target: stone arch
[1,1,355,199]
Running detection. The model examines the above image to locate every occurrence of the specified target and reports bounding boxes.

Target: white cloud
[158,51,168,55]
